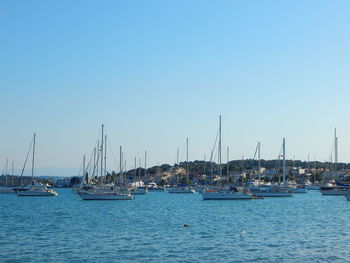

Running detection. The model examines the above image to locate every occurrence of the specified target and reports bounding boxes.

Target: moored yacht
[320,183,349,196]
[77,125,133,201]
[17,185,58,196]
[284,184,307,194]
[306,184,320,190]
[252,185,292,197]
[130,155,148,195]
[202,187,252,200]
[320,129,348,196]
[167,186,195,194]
[131,187,148,195]
[168,138,195,194]
[78,189,133,200]
[16,133,58,197]
[201,116,252,200]
[249,138,293,198]
[289,186,307,194]
[0,159,15,194]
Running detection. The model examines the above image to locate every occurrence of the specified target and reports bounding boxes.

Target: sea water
[1,190,350,262]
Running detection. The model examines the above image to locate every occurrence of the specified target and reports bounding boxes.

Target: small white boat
[17,188,57,196]
[167,187,195,194]
[78,190,133,200]
[202,190,252,200]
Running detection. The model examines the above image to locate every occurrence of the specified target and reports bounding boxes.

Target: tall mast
[134,157,137,183]
[96,141,99,177]
[83,154,86,184]
[210,150,213,180]
[100,124,104,180]
[258,142,261,181]
[123,160,127,185]
[282,137,286,184]
[203,154,206,175]
[313,156,316,183]
[5,158,8,187]
[144,151,147,185]
[119,146,122,184]
[219,115,222,187]
[226,146,229,178]
[11,160,14,186]
[138,158,141,179]
[177,148,179,165]
[31,133,36,185]
[334,128,338,172]
[93,146,96,178]
[186,137,189,184]
[104,135,107,180]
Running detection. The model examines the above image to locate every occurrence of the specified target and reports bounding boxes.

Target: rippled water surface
[1,189,350,262]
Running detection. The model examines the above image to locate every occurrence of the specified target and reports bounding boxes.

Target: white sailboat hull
[148,187,165,192]
[17,189,58,196]
[253,192,292,197]
[202,191,252,200]
[78,191,133,200]
[168,188,195,194]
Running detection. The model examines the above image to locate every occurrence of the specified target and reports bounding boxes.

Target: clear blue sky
[1,0,350,176]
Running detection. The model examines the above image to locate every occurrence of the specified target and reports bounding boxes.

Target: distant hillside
[124,159,348,176]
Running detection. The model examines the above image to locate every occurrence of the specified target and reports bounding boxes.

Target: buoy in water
[183,224,189,227]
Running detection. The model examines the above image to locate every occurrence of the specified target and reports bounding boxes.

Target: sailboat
[0,159,15,194]
[202,116,252,200]
[305,158,320,190]
[320,128,349,196]
[251,138,292,198]
[17,133,58,196]
[167,138,195,194]
[131,152,148,194]
[78,125,133,200]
